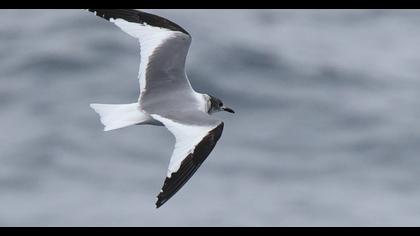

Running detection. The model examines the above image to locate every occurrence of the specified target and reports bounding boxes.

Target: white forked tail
[90,103,147,131]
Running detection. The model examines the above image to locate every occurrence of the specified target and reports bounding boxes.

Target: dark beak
[222,106,235,114]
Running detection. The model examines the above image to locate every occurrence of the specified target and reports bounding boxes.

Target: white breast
[194,93,211,114]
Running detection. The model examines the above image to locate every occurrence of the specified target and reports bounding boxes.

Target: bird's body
[86,9,234,208]
[90,92,211,130]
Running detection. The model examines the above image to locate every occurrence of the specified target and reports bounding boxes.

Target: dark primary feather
[156,123,224,208]
[87,9,190,36]
[86,8,220,208]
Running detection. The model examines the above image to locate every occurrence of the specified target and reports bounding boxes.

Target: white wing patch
[109,18,177,96]
[150,114,217,177]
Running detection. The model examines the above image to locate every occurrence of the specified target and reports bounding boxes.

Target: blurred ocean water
[1,9,420,226]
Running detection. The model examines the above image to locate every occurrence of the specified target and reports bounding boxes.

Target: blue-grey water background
[1,9,420,226]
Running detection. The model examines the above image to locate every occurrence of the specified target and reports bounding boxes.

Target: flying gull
[86,9,235,208]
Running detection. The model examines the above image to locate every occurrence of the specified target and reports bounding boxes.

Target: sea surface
[1,9,420,226]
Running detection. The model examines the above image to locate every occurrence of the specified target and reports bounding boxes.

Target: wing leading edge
[151,114,224,208]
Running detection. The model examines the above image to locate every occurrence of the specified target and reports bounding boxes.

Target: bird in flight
[86,9,235,208]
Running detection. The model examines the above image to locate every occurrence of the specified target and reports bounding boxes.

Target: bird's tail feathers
[90,103,148,131]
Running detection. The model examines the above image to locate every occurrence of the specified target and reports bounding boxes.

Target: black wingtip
[155,197,166,209]
[153,123,224,208]
[86,9,191,36]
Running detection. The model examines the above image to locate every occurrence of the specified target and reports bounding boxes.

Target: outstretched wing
[151,114,224,208]
[87,9,223,208]
[87,9,195,105]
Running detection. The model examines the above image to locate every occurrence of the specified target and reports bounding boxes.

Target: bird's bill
[222,106,235,114]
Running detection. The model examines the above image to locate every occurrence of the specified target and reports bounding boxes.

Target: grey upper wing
[86,9,194,105]
[139,31,196,110]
